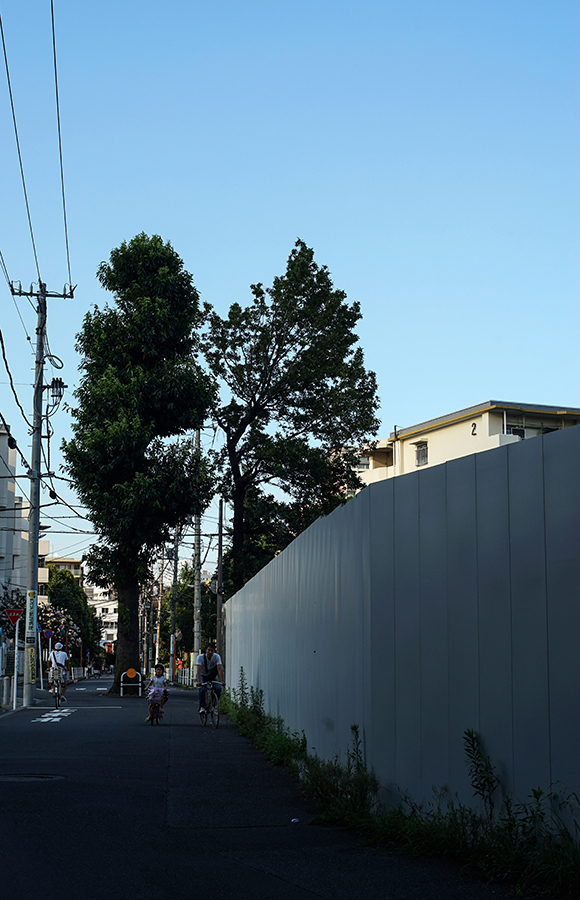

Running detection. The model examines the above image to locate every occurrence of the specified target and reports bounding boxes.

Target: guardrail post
[2,676,10,706]
[120,669,143,697]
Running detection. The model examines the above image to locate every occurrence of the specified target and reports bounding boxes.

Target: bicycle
[146,686,164,725]
[198,680,222,729]
[149,698,161,725]
[49,667,64,709]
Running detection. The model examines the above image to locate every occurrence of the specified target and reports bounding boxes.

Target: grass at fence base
[223,668,580,899]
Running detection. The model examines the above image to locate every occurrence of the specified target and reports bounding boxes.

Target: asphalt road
[0,677,518,900]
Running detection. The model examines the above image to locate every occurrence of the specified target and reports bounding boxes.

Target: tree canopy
[62,234,215,689]
[202,239,380,592]
[44,566,100,656]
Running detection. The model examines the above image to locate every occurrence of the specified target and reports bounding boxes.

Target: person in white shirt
[196,643,225,714]
[48,642,69,702]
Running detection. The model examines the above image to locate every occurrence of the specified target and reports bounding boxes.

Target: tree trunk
[110,578,141,694]
[232,481,246,594]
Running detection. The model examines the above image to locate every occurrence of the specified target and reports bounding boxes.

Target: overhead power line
[0,328,33,429]
[0,11,42,282]
[50,0,72,286]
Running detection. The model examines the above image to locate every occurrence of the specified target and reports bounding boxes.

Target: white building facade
[359,400,580,487]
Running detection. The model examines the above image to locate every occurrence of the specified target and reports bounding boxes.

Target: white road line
[33,705,123,709]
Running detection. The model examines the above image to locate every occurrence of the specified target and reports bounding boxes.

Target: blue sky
[0,0,578,562]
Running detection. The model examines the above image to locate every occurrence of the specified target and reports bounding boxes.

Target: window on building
[415,442,428,466]
[507,427,525,439]
[101,607,108,614]
[357,456,370,470]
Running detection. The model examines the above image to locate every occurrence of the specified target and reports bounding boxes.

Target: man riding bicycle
[48,642,69,702]
[196,643,225,714]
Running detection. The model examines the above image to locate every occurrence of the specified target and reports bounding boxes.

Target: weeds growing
[223,668,580,899]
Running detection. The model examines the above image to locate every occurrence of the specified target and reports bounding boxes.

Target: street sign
[6,609,24,626]
[44,630,53,639]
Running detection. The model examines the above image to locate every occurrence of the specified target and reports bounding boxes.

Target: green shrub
[298,724,380,826]
[223,668,306,767]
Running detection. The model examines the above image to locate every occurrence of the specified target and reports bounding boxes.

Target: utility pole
[193,428,201,657]
[216,499,223,657]
[156,547,164,663]
[11,280,73,707]
[169,526,179,682]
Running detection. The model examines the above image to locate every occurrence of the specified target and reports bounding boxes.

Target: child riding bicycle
[145,663,168,722]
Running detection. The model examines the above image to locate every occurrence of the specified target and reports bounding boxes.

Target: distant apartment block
[0,424,51,596]
[0,424,19,593]
[39,555,83,597]
[84,581,118,651]
[359,400,580,487]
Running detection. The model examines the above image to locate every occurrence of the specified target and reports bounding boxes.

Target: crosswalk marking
[31,710,77,723]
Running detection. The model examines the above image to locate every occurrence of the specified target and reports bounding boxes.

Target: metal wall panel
[507,436,551,796]
[544,427,580,789]
[445,454,480,802]
[393,473,422,796]
[368,479,397,792]
[475,447,514,794]
[418,465,450,797]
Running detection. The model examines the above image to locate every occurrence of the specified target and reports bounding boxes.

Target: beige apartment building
[359,400,580,487]
[39,555,83,597]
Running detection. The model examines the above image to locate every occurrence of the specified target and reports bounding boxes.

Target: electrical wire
[0,329,33,429]
[10,292,33,344]
[50,0,72,287]
[0,248,10,285]
[0,12,42,283]
[0,406,31,471]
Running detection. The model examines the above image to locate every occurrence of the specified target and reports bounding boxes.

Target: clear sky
[0,0,578,564]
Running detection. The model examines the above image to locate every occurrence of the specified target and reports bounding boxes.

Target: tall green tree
[63,234,215,691]
[45,566,100,655]
[202,240,380,593]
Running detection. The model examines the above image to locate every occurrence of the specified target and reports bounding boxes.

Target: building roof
[389,401,580,441]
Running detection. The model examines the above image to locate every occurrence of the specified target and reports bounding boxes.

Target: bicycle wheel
[199,706,207,726]
[150,703,156,725]
[210,693,220,729]
[54,682,60,709]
